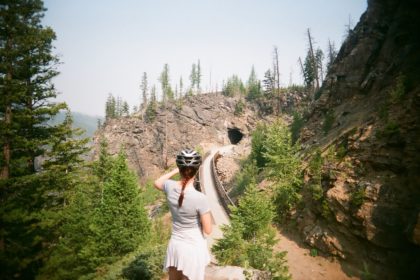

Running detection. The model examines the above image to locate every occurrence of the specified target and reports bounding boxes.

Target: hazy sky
[43,0,367,117]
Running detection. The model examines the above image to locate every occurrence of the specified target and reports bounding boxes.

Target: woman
[154,149,212,280]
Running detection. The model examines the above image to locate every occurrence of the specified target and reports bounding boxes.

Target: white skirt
[164,227,210,280]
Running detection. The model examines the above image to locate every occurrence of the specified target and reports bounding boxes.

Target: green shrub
[273,184,302,222]
[350,186,365,208]
[141,180,164,206]
[92,150,151,258]
[122,245,166,280]
[321,200,332,219]
[235,99,245,116]
[383,121,400,136]
[310,248,318,257]
[223,75,246,97]
[336,141,348,160]
[376,121,400,139]
[290,112,304,144]
[261,120,302,221]
[145,102,157,122]
[308,149,323,201]
[194,144,204,157]
[246,81,262,100]
[213,184,290,279]
[389,74,406,103]
[175,98,183,110]
[40,148,152,280]
[230,159,258,199]
[310,184,323,201]
[92,215,170,280]
[250,123,269,169]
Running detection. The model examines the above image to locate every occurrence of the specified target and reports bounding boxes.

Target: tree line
[104,59,203,122]
[105,28,339,122]
[0,1,160,278]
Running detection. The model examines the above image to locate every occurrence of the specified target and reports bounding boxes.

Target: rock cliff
[93,94,257,180]
[299,0,420,278]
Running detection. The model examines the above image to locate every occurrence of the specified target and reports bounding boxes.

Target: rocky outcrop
[94,94,258,180]
[299,0,420,278]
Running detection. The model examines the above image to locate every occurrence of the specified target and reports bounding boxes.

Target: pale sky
[43,0,367,117]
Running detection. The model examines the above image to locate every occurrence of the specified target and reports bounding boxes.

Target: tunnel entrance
[227,128,244,145]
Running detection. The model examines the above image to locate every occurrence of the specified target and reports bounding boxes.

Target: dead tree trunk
[307,29,319,100]
[273,46,281,114]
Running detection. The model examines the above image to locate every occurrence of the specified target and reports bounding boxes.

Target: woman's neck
[179,178,193,187]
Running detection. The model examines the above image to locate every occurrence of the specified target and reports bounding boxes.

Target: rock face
[299,0,420,278]
[94,94,258,180]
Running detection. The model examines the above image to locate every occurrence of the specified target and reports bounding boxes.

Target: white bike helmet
[176,149,202,168]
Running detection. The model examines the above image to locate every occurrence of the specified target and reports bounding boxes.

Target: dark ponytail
[178,166,198,207]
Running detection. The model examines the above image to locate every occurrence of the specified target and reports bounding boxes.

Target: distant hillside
[51,111,103,138]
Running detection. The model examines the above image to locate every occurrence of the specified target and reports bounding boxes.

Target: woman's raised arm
[154,168,179,191]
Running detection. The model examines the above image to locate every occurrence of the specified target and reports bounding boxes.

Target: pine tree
[222,75,245,97]
[263,69,275,96]
[344,14,354,40]
[150,85,157,103]
[303,45,324,98]
[42,146,152,279]
[250,123,268,169]
[145,86,157,122]
[247,66,261,100]
[116,96,122,117]
[92,149,151,259]
[179,76,184,98]
[303,50,316,90]
[93,138,113,183]
[263,120,302,220]
[122,101,130,116]
[38,174,100,279]
[159,63,173,101]
[0,0,65,178]
[140,72,148,108]
[213,183,290,279]
[43,110,90,174]
[326,39,337,71]
[0,112,89,278]
[196,59,201,92]
[105,93,116,120]
[145,102,157,122]
[190,63,197,93]
[0,2,90,276]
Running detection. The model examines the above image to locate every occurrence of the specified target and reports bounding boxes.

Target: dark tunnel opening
[227,128,244,145]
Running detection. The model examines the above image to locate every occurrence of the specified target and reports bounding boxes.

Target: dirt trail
[275,230,358,280]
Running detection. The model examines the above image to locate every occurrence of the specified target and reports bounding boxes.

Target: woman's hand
[153,168,179,191]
